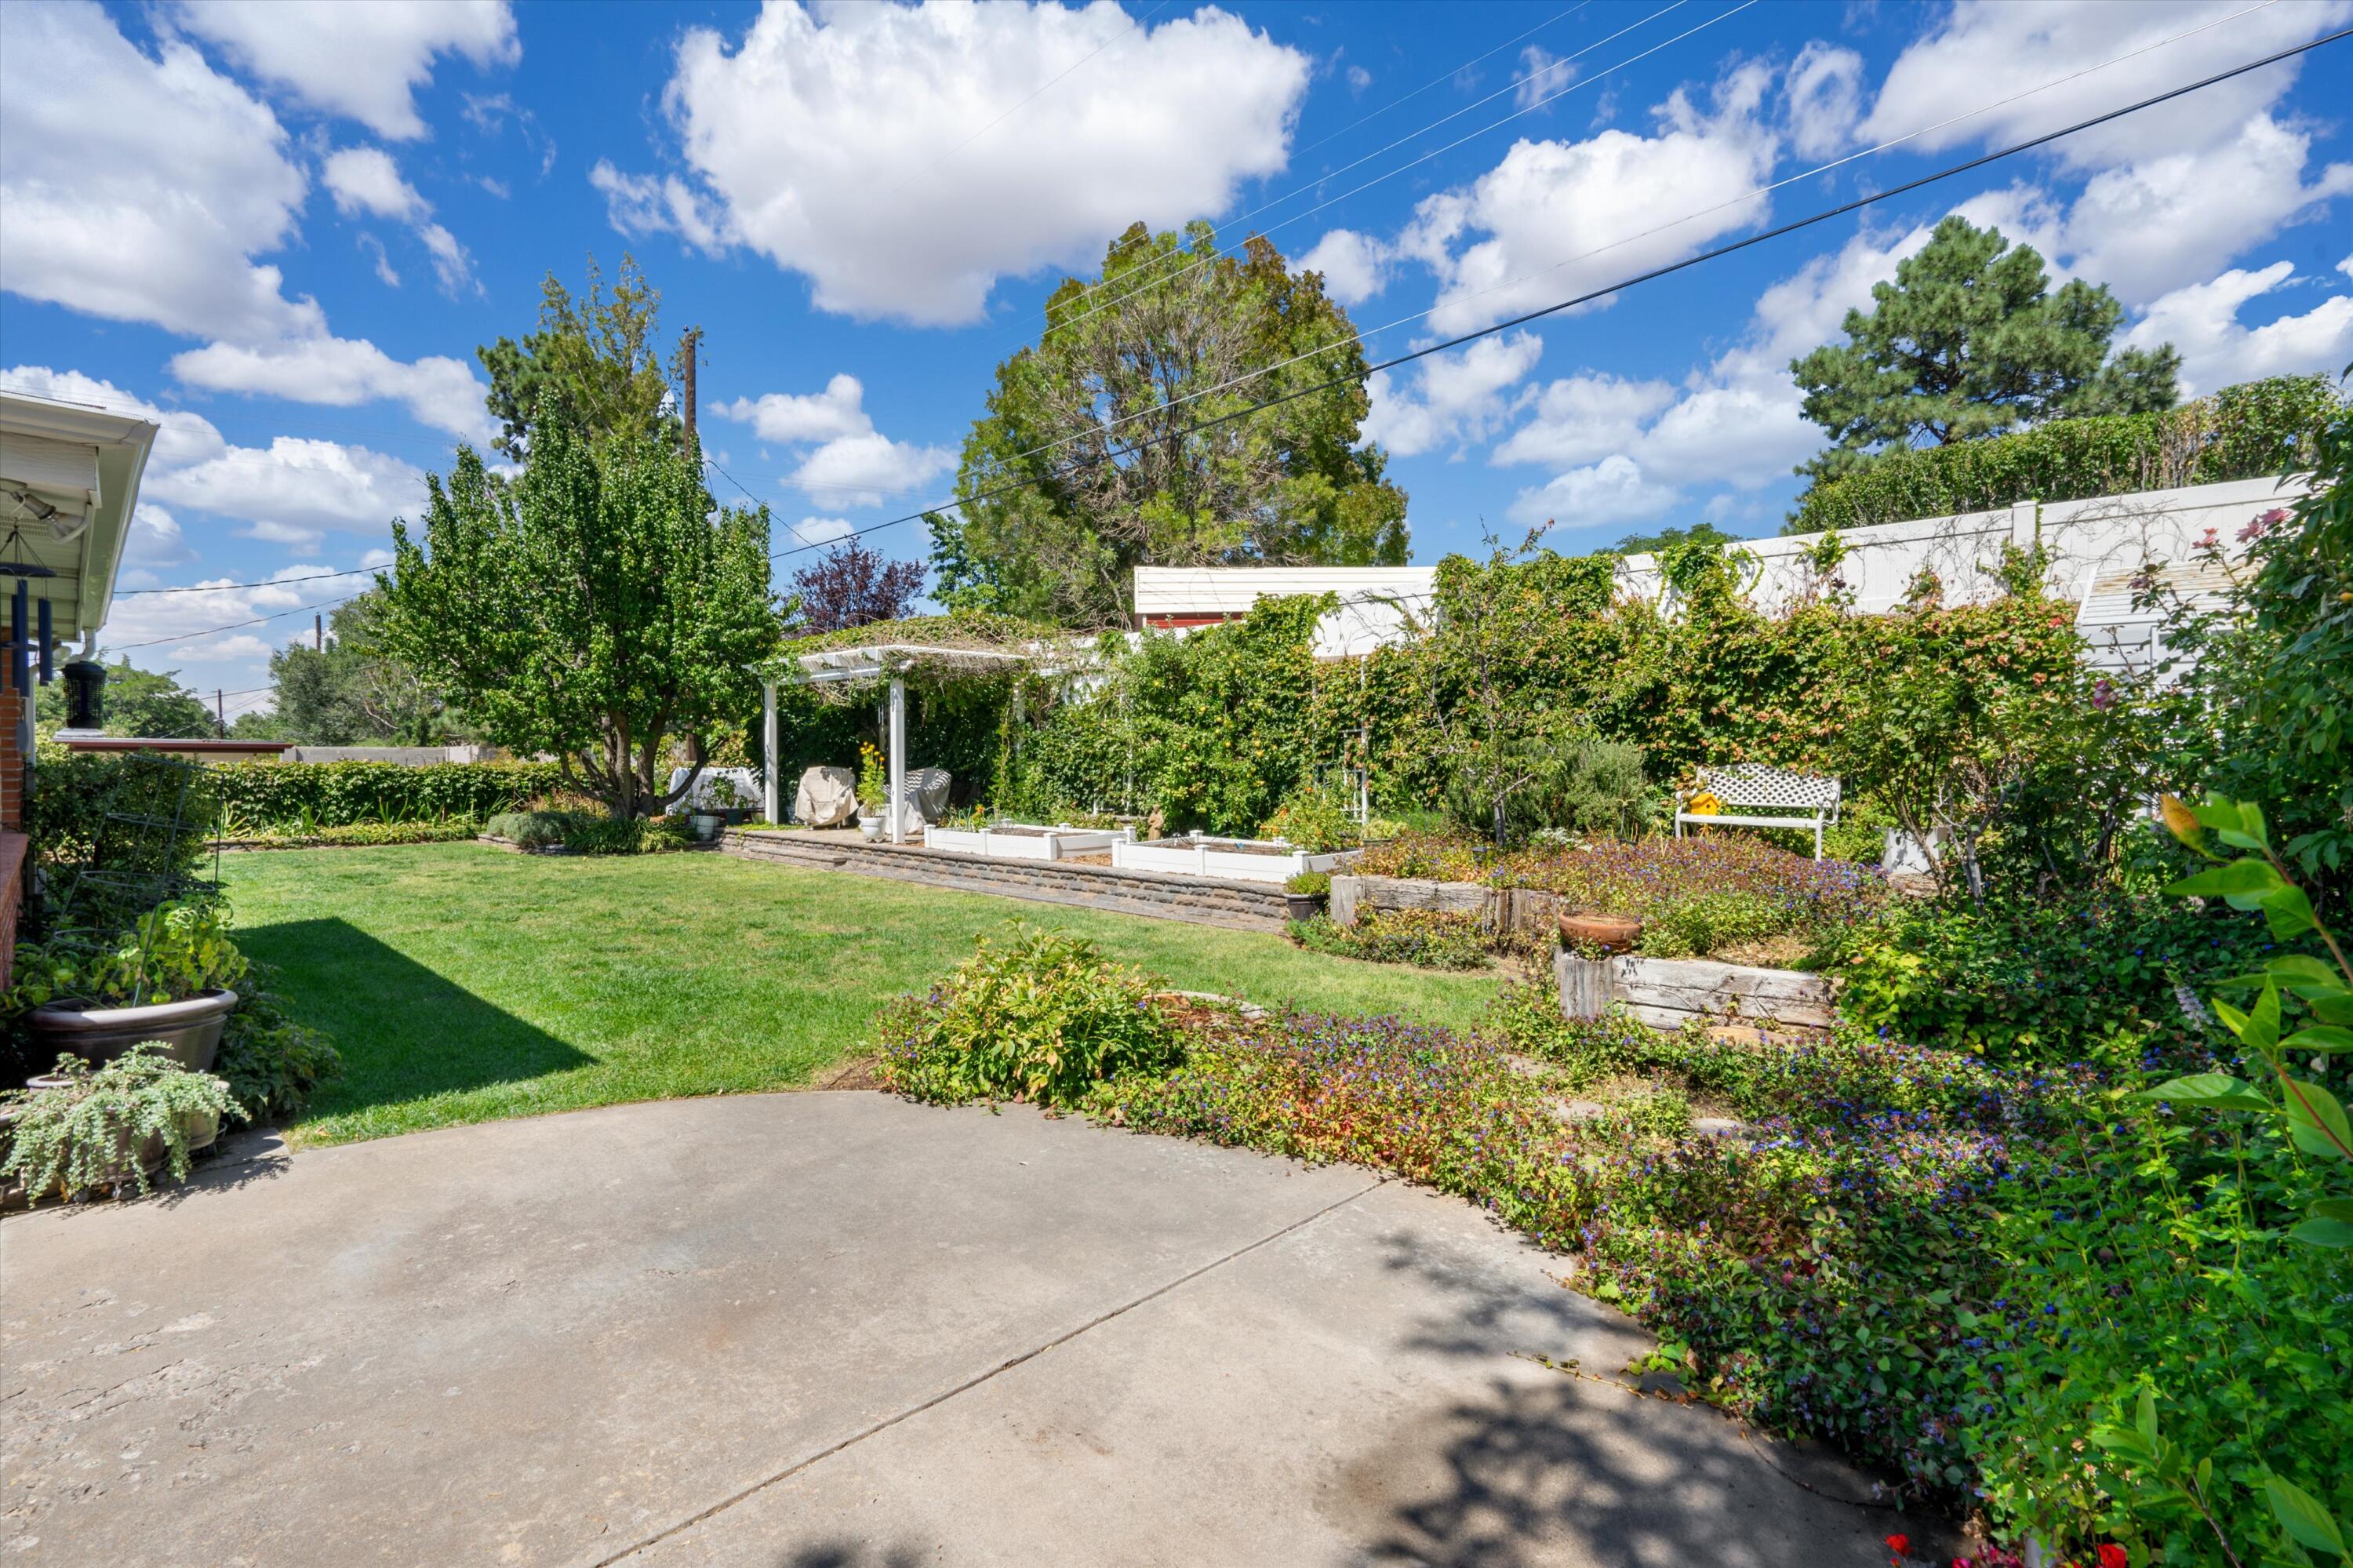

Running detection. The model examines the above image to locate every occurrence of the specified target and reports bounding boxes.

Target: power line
[1049,0,1722,339]
[1288,4,1591,167]
[751,2,2285,547]
[1006,0,2286,477]
[110,591,367,650]
[118,566,379,595]
[760,24,2350,566]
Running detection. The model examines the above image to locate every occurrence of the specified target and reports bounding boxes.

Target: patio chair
[1674,763,1842,860]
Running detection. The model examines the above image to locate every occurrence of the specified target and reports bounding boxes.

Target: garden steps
[720,829,1293,932]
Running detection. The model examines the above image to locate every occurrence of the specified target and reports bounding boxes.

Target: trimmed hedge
[1790,373,2344,533]
[212,759,562,827]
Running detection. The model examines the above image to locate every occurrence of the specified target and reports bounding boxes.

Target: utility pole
[315,613,322,650]
[215,688,225,737]
[681,326,700,451]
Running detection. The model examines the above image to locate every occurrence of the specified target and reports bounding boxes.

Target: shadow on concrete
[1349,1228,1957,1567]
[773,1544,928,1568]
[235,917,594,1122]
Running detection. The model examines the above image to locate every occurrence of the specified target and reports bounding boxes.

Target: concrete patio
[1,1093,1940,1566]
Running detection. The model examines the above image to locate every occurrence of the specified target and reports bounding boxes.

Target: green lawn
[220,844,1502,1146]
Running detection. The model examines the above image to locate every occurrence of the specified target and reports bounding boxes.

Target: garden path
[2,1092,1943,1566]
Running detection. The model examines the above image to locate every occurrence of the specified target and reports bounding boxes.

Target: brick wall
[0,684,20,832]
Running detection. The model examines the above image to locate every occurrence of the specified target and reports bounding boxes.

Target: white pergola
[758,640,1092,842]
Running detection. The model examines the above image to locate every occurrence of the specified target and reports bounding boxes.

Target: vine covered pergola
[754,620,1101,841]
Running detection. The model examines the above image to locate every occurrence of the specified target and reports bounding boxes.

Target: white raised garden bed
[1111,834,1348,883]
[923,822,1134,860]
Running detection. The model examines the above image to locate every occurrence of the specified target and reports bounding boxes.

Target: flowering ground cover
[871,836,2351,1563]
[1350,831,1886,959]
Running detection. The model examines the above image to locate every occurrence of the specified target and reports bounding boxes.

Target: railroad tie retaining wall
[721,830,1291,932]
[1555,949,1837,1031]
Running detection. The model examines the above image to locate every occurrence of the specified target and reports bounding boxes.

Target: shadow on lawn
[236,918,594,1122]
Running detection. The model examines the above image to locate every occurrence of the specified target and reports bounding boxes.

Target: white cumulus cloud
[713,375,954,508]
[322,146,479,293]
[611,1,1310,325]
[170,337,494,444]
[1401,62,1780,335]
[1298,229,1391,307]
[1362,333,1544,458]
[1507,454,1680,529]
[1858,0,2349,169]
[2124,261,2353,396]
[170,0,519,141]
[0,0,316,344]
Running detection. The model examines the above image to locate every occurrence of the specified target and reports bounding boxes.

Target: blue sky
[3,0,2349,718]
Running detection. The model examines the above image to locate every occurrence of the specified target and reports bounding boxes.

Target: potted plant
[1284,869,1331,922]
[17,900,245,1073]
[856,740,888,842]
[1,1045,235,1206]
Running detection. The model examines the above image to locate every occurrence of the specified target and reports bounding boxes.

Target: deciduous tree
[789,538,926,633]
[379,413,780,818]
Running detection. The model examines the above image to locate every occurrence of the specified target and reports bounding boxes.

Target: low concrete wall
[723,830,1291,932]
[1555,949,1836,1031]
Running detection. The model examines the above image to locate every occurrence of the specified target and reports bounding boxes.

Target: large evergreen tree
[1789,216,2179,491]
[955,224,1409,626]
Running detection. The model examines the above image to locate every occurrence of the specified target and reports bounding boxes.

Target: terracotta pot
[27,988,239,1073]
[1558,912,1642,952]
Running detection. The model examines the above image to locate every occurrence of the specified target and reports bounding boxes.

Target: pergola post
[761,679,779,823]
[887,675,907,845]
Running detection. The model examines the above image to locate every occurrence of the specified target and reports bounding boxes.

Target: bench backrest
[1697,763,1840,813]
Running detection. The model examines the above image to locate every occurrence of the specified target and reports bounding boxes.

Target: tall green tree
[36,657,216,738]
[1789,216,2179,493]
[378,413,780,818]
[956,224,1409,626]
[476,254,685,459]
[264,591,471,745]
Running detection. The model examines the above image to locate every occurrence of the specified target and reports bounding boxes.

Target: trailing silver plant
[2,1045,234,1204]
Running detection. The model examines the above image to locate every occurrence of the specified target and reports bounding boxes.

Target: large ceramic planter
[857,813,885,842]
[1284,893,1327,922]
[26,988,239,1073]
[1558,912,1642,954]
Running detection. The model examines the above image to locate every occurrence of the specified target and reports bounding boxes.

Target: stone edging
[721,829,1291,932]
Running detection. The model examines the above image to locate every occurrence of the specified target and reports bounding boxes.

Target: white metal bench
[1675,764,1842,860]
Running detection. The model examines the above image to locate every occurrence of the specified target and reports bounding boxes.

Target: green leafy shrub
[213,965,342,1126]
[209,759,561,828]
[26,746,219,923]
[314,819,478,846]
[482,809,694,855]
[484,809,572,847]
[1284,869,1330,897]
[1,1045,235,1202]
[1259,784,1362,853]
[871,924,1186,1108]
[1822,887,2268,1068]
[9,900,246,1010]
[1962,1100,2351,1563]
[1790,374,2344,533]
[1442,734,1657,842]
[1288,910,1489,970]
